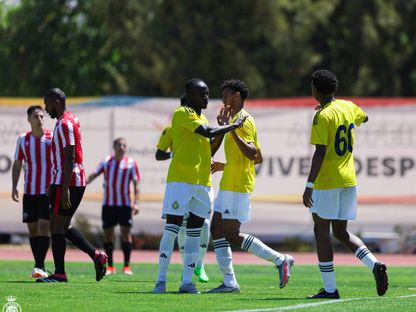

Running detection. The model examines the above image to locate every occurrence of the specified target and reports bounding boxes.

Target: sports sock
[241,234,284,265]
[319,261,337,293]
[213,238,237,287]
[178,221,186,261]
[355,245,378,270]
[51,234,66,274]
[197,219,210,268]
[66,227,96,259]
[122,241,132,267]
[182,227,201,284]
[37,236,50,269]
[156,224,180,282]
[104,242,114,267]
[29,237,41,268]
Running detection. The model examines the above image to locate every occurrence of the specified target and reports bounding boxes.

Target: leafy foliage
[1,0,416,97]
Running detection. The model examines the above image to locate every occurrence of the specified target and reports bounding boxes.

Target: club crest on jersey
[172,201,179,209]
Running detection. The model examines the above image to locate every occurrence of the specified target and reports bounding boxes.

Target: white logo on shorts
[3,296,22,312]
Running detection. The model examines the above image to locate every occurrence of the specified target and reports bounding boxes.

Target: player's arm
[87,159,106,184]
[210,107,231,156]
[210,135,225,156]
[254,149,263,165]
[302,144,326,208]
[195,114,247,139]
[211,160,225,174]
[11,159,22,202]
[155,149,172,161]
[363,116,369,123]
[61,145,75,209]
[230,131,257,160]
[87,172,98,184]
[132,179,140,215]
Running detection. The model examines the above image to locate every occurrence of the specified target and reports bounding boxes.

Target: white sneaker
[31,267,48,278]
[152,281,166,293]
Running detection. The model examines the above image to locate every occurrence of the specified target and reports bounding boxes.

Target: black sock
[51,234,66,274]
[37,236,50,270]
[104,242,114,266]
[66,227,96,259]
[122,241,132,267]
[29,237,41,268]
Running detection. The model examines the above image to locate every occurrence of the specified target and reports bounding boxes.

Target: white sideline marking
[223,294,416,312]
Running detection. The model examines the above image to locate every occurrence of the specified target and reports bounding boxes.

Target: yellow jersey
[166,106,212,186]
[157,126,172,152]
[310,99,366,189]
[220,109,260,193]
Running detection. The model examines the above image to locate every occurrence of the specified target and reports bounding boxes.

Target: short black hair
[44,88,66,103]
[221,79,249,101]
[180,93,187,105]
[113,137,126,148]
[311,70,338,95]
[185,78,205,94]
[27,105,43,117]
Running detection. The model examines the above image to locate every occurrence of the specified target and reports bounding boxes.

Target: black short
[102,205,133,229]
[22,194,50,223]
[49,185,85,217]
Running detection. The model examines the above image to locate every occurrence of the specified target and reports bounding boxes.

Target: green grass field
[0,260,415,312]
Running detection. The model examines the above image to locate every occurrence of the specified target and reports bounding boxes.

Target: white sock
[213,238,237,287]
[355,245,378,270]
[241,234,284,265]
[319,261,337,293]
[178,221,186,262]
[156,224,180,282]
[197,219,210,268]
[182,227,201,284]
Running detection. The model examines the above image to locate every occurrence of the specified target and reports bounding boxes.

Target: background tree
[0,0,415,97]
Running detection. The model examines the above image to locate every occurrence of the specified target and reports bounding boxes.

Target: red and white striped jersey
[51,111,86,186]
[14,129,52,195]
[94,155,140,207]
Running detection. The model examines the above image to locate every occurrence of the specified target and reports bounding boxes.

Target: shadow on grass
[237,297,306,301]
[113,291,180,295]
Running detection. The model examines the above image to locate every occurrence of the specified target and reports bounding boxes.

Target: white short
[214,190,251,224]
[309,186,357,220]
[162,182,214,219]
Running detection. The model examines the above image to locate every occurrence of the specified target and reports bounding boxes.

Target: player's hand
[61,188,71,210]
[132,204,139,215]
[302,187,313,208]
[11,189,19,202]
[233,114,248,128]
[211,160,225,174]
[217,107,231,126]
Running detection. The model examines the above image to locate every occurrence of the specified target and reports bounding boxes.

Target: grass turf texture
[0,260,415,312]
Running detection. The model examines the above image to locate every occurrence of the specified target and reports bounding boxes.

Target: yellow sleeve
[236,116,256,144]
[310,112,328,146]
[354,104,366,126]
[156,127,172,151]
[175,107,205,132]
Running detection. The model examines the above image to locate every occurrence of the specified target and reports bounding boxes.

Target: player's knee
[224,230,239,245]
[39,224,50,236]
[27,226,39,237]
